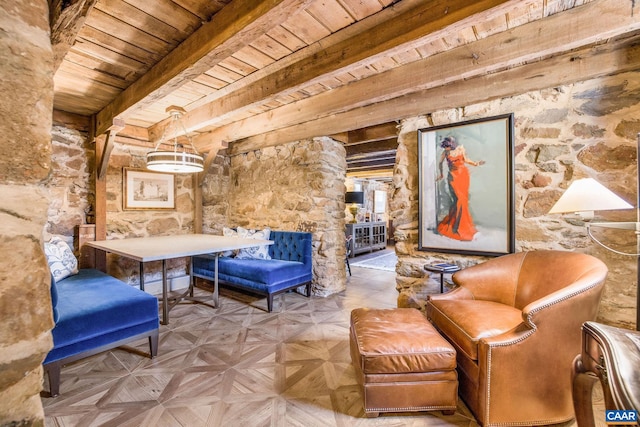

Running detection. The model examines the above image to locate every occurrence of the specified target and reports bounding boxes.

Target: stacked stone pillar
[0,0,54,424]
[227,137,348,296]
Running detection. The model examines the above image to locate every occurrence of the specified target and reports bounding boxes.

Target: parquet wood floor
[41,262,583,427]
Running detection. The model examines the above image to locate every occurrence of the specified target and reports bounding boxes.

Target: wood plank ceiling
[51,0,640,179]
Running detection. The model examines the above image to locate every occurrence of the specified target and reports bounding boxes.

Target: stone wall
[0,0,52,424]
[224,137,347,296]
[102,143,197,285]
[44,125,92,249]
[392,71,640,329]
[43,133,210,288]
[201,152,231,235]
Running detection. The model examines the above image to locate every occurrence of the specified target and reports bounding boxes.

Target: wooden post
[94,133,107,272]
[194,173,203,234]
[93,118,125,271]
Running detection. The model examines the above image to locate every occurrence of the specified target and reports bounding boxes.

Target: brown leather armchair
[426,250,608,426]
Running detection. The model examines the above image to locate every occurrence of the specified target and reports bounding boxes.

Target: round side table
[424,264,461,293]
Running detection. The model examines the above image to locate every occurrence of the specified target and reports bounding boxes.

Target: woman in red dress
[436,136,485,241]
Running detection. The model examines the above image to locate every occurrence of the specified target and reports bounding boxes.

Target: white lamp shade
[145,105,204,174]
[146,150,204,173]
[549,178,633,214]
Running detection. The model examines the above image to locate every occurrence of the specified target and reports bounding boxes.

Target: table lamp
[548,178,633,221]
[345,191,364,223]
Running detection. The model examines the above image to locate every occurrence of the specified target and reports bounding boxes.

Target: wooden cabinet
[346,222,386,258]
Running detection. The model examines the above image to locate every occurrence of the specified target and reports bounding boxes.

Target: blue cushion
[44,269,159,364]
[193,257,311,293]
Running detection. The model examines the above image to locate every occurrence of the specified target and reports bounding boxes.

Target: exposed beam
[50,0,99,71]
[345,139,398,156]
[197,139,229,187]
[344,123,399,145]
[151,0,518,140]
[118,124,150,142]
[229,32,640,155]
[193,132,228,152]
[113,136,154,149]
[348,155,394,162]
[348,157,397,169]
[148,0,427,141]
[97,119,125,179]
[157,0,426,120]
[218,0,640,154]
[347,169,394,180]
[52,109,91,132]
[348,165,396,173]
[347,150,397,173]
[94,0,315,136]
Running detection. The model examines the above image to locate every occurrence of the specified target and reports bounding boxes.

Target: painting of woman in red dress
[436,136,485,241]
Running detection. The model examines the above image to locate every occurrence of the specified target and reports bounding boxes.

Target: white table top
[86,234,273,262]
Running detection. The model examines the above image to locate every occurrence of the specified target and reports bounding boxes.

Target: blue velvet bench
[43,269,159,397]
[192,231,313,312]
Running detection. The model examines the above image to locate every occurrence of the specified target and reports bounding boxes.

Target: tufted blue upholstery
[192,230,313,312]
[268,231,311,263]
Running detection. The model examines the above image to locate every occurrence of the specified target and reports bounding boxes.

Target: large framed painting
[418,113,515,256]
[123,168,175,210]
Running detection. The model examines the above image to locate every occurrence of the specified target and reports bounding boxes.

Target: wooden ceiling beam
[150,0,518,140]
[52,109,91,132]
[348,161,396,171]
[348,158,396,169]
[148,0,427,141]
[94,0,315,137]
[344,123,398,145]
[346,153,396,173]
[347,169,394,180]
[197,139,229,187]
[228,32,640,155]
[210,0,640,154]
[50,0,99,71]
[97,118,125,179]
[345,138,398,156]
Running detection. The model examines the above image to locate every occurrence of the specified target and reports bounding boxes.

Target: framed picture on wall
[123,168,175,210]
[418,113,515,256]
[374,190,386,214]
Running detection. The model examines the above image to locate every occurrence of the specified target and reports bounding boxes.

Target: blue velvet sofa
[43,269,159,397]
[192,231,313,312]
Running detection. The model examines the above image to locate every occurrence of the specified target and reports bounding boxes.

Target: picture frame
[418,113,515,256]
[374,190,386,214]
[123,168,175,210]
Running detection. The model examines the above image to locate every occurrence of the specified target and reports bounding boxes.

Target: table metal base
[155,255,220,325]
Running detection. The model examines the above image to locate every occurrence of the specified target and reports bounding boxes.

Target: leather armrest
[479,321,530,348]
[427,286,474,302]
[521,278,605,328]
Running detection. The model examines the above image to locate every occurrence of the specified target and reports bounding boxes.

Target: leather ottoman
[350,307,458,417]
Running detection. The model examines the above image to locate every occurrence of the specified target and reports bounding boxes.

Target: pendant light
[146,106,204,173]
